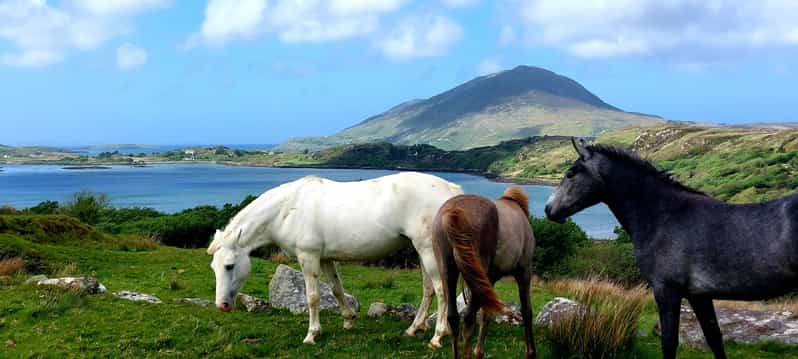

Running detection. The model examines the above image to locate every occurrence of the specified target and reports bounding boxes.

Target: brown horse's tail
[500,186,529,217]
[441,207,504,315]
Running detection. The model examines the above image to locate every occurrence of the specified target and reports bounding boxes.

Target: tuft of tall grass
[0,257,23,276]
[547,277,649,359]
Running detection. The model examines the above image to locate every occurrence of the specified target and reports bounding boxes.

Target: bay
[0,164,619,238]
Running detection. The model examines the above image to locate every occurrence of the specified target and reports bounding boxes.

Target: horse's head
[545,138,604,223]
[207,228,251,312]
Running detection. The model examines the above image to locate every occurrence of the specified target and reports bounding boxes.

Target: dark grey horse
[545,138,798,359]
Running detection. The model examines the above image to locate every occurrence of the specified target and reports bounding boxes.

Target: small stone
[25,275,47,284]
[5,339,16,348]
[113,291,162,304]
[428,294,523,326]
[175,297,211,307]
[238,293,268,312]
[36,277,107,294]
[368,302,417,320]
[368,302,388,317]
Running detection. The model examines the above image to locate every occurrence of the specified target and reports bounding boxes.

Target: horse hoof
[303,332,318,345]
[428,338,442,350]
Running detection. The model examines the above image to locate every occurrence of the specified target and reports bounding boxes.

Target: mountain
[280,65,663,151]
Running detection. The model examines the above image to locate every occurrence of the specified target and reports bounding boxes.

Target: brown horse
[432,187,537,359]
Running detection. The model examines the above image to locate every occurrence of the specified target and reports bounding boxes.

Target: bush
[0,205,17,214]
[563,242,643,286]
[547,278,649,359]
[26,201,59,215]
[60,191,110,225]
[363,245,419,269]
[531,216,589,277]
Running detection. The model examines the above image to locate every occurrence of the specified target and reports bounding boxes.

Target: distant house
[183,149,196,161]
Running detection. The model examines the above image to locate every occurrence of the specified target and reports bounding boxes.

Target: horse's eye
[225,264,234,271]
[566,169,576,178]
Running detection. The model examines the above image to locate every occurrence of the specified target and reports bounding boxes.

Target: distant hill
[280,65,662,151]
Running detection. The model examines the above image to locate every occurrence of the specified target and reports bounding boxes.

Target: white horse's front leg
[405,261,434,336]
[298,252,322,344]
[321,260,357,330]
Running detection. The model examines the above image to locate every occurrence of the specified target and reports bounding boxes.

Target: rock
[427,293,523,326]
[25,274,48,284]
[534,297,583,327]
[268,264,359,314]
[368,302,418,321]
[238,293,268,312]
[36,277,107,294]
[175,297,212,307]
[113,291,161,304]
[654,305,798,348]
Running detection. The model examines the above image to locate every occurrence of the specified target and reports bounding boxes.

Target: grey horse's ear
[572,137,592,160]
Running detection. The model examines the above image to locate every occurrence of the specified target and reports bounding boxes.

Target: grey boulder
[268,264,359,314]
[36,276,107,294]
[654,305,798,348]
[534,297,583,327]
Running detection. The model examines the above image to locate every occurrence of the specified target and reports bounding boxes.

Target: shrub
[531,216,589,277]
[26,200,59,215]
[60,191,110,225]
[363,245,419,269]
[0,205,17,214]
[547,277,649,359]
[563,242,643,286]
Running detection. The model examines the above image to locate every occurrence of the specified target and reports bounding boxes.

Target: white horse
[207,172,462,346]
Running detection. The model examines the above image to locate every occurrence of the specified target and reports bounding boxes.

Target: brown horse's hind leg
[515,270,537,359]
[443,255,462,358]
[461,300,480,359]
[688,296,727,359]
[473,309,489,359]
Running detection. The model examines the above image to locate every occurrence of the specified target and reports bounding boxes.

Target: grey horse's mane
[586,144,707,196]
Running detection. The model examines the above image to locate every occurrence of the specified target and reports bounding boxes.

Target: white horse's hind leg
[298,252,322,344]
[405,262,433,336]
[411,242,450,349]
[321,260,357,330]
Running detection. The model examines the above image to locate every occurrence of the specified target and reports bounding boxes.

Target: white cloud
[0,0,169,67]
[72,0,171,16]
[476,57,502,75]
[376,15,463,60]
[189,0,407,46]
[441,0,479,8]
[508,0,798,62]
[116,43,148,70]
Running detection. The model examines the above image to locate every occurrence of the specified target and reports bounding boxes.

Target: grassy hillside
[2,215,795,358]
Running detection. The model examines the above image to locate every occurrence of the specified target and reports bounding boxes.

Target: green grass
[2,238,798,358]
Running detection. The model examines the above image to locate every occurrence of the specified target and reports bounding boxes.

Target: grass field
[3,238,798,358]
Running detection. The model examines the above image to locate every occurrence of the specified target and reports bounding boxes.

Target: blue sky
[1,0,797,146]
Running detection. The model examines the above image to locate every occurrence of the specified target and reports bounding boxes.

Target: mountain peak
[279,65,661,151]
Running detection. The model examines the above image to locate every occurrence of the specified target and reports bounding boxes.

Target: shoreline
[1,160,562,187]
